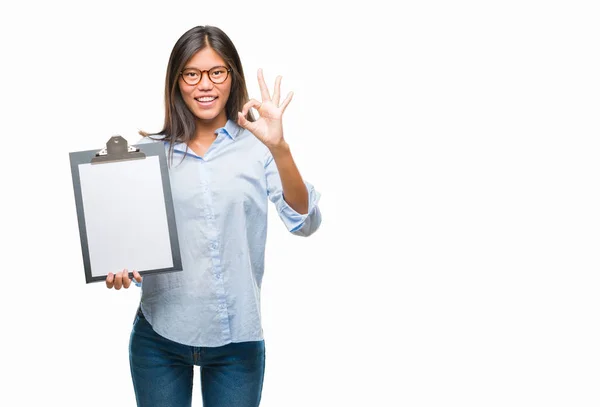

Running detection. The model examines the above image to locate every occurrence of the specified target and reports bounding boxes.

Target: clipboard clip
[91,135,146,164]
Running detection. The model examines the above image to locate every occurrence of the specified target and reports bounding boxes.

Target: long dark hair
[140,25,255,164]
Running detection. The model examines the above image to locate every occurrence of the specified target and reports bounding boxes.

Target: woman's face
[178,46,232,127]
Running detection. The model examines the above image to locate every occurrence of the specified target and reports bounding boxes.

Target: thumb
[237,111,250,129]
[132,270,143,283]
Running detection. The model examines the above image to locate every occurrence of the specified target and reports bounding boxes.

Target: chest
[167,152,267,217]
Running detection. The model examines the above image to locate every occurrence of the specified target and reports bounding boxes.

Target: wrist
[268,141,290,157]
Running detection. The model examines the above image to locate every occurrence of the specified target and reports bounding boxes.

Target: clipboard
[69,136,182,284]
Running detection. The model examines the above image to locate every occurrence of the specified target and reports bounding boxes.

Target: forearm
[270,142,309,215]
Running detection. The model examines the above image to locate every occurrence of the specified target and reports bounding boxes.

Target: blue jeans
[129,308,265,407]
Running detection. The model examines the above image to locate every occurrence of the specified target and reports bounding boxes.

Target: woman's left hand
[237,69,293,151]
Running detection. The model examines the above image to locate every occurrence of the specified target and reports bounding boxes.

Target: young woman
[104,25,322,407]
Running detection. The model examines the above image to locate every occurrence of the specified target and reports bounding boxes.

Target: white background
[1,1,599,406]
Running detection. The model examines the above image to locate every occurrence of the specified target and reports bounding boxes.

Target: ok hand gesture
[237,69,293,151]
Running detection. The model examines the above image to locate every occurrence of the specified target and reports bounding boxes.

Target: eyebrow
[182,65,227,70]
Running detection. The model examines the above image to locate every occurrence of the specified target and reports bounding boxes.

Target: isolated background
[1,1,599,406]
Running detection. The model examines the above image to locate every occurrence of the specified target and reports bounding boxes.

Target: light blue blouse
[135,120,321,347]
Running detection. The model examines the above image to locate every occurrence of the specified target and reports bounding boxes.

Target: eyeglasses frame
[179,66,232,85]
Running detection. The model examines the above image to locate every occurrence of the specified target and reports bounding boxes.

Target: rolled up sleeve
[265,153,322,237]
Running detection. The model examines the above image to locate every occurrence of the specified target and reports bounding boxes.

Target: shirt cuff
[277,181,321,232]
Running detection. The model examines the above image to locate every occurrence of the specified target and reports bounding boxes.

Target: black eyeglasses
[180,66,232,85]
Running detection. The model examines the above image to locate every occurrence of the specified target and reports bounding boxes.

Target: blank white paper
[78,156,174,277]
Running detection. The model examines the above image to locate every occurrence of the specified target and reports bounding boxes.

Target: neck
[193,114,227,141]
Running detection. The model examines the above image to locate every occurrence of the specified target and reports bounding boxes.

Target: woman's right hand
[106,269,142,290]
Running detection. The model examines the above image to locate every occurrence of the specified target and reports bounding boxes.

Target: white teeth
[197,97,216,102]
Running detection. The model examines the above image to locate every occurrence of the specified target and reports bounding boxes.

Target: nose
[196,72,213,90]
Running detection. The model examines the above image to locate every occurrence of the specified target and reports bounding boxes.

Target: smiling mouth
[195,96,217,103]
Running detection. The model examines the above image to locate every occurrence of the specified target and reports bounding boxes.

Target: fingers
[106,272,114,289]
[257,69,271,102]
[114,269,125,290]
[237,111,249,128]
[240,99,262,117]
[237,111,259,134]
[272,75,282,106]
[248,70,292,119]
[122,270,132,289]
[280,91,294,113]
[106,269,141,289]
[132,270,143,284]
